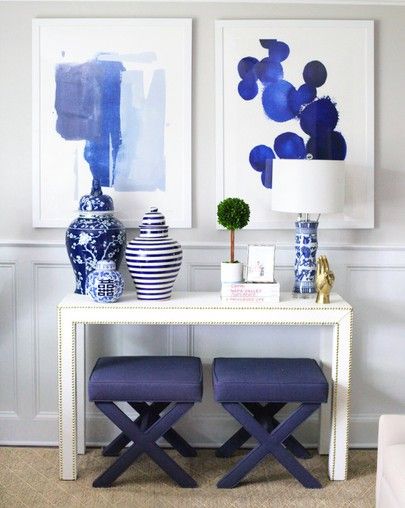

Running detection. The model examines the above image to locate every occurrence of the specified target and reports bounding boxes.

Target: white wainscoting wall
[1,241,404,448]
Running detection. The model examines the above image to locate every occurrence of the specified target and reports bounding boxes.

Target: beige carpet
[0,447,376,507]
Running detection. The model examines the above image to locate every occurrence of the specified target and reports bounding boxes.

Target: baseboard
[350,414,380,448]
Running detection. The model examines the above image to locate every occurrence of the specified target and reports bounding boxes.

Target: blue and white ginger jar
[86,260,124,303]
[66,186,126,294]
[125,207,183,300]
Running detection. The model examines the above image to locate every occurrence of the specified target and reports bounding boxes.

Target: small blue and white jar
[294,220,318,295]
[86,261,124,303]
[125,207,182,300]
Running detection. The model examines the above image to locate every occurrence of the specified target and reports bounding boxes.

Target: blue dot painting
[237,39,347,189]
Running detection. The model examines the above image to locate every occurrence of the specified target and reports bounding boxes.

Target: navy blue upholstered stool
[213,358,328,489]
[89,356,203,488]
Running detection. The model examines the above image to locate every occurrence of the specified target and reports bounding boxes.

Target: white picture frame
[246,244,276,283]
[32,18,192,228]
[216,20,374,229]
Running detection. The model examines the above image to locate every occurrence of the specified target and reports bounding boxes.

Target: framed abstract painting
[32,18,192,228]
[216,20,374,229]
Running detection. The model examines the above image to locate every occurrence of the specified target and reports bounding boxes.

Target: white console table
[57,291,353,482]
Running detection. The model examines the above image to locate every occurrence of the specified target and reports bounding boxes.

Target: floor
[0,447,376,508]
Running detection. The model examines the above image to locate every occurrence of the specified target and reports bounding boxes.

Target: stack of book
[221,282,280,303]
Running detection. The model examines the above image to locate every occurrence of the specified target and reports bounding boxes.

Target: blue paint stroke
[289,84,316,115]
[260,39,290,62]
[114,68,166,191]
[300,96,338,136]
[307,130,347,160]
[262,80,295,122]
[55,62,102,140]
[83,59,125,187]
[303,60,327,88]
[237,40,347,189]
[54,52,166,192]
[238,79,258,101]
[55,58,124,187]
[249,144,275,189]
[238,57,258,79]
[274,132,306,159]
[256,58,283,84]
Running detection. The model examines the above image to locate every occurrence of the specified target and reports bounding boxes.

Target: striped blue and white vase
[125,207,183,300]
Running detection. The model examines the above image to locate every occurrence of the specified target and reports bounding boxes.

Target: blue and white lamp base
[293,220,318,297]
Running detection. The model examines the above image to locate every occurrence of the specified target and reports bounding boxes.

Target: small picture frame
[246,244,276,283]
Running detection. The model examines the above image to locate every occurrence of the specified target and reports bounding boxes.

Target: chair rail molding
[3,239,405,251]
[2,0,404,4]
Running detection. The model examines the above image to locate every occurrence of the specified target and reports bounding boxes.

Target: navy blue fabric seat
[213,357,329,489]
[89,356,203,403]
[89,356,203,489]
[213,358,328,403]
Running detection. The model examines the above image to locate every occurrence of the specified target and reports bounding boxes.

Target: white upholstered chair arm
[378,415,405,447]
[376,414,405,508]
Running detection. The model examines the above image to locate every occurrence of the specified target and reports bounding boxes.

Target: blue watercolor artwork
[237,39,347,189]
[54,52,166,192]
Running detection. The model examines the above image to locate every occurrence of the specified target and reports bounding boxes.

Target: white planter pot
[221,261,243,283]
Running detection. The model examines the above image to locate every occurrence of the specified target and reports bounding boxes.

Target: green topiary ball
[217,197,250,231]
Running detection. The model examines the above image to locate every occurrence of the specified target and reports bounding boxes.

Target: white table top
[58,291,351,311]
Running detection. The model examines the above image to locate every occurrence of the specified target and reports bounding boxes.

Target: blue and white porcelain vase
[66,183,126,294]
[294,220,318,295]
[86,260,124,303]
[125,207,182,300]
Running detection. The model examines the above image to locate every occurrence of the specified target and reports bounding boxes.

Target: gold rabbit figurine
[316,256,335,304]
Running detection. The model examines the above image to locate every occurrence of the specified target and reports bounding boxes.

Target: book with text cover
[221,282,280,302]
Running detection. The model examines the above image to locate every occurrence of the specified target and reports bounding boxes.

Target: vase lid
[79,181,114,212]
[140,207,166,226]
[95,260,116,271]
[138,207,169,238]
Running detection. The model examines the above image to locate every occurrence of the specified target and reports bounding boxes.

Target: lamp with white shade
[271,159,345,297]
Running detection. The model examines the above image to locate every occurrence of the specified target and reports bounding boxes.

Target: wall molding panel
[0,262,18,418]
[1,243,404,447]
[187,262,221,292]
[32,262,71,418]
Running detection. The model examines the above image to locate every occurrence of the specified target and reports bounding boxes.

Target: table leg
[76,324,86,455]
[318,328,332,455]
[328,311,353,481]
[58,309,77,480]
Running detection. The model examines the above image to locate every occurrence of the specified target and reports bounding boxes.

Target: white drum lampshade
[271,159,345,214]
